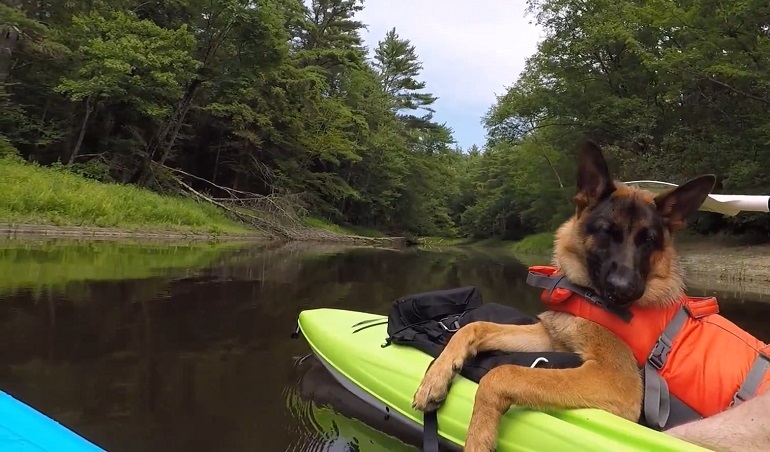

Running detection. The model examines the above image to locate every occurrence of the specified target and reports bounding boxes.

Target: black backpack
[383,285,584,382]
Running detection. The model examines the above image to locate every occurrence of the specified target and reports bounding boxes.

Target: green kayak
[296,307,710,452]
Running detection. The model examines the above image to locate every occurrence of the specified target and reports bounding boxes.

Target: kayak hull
[297,307,709,452]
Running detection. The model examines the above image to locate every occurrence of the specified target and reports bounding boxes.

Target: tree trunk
[213,142,222,184]
[0,28,20,96]
[135,79,201,186]
[68,95,95,165]
[157,100,193,167]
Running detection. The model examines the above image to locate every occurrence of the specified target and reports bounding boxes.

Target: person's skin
[665,391,770,452]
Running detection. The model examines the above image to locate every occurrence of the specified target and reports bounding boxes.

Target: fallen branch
[161,164,305,224]
[170,172,291,237]
[154,162,406,247]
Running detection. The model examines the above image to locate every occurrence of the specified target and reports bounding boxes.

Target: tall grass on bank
[0,155,251,234]
[508,232,555,255]
[302,216,385,237]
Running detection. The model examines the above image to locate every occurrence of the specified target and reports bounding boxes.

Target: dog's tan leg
[412,321,557,412]
[463,317,642,452]
[464,360,640,451]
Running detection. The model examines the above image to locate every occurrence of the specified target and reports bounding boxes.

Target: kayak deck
[297,307,709,452]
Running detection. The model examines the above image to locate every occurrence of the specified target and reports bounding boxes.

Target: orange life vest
[526,265,770,429]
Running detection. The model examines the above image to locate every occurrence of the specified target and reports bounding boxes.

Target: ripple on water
[282,354,352,452]
[282,353,419,452]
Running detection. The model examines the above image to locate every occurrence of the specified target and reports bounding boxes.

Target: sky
[355,0,545,150]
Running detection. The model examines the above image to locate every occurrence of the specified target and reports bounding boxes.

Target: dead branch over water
[157,163,405,248]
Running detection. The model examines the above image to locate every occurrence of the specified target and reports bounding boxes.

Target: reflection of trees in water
[0,239,266,297]
[0,245,561,384]
[0,245,550,450]
[1,243,768,451]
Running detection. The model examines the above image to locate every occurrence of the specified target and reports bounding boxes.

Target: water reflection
[0,239,767,451]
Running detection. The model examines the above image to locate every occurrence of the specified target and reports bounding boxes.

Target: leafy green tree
[6,0,768,241]
[54,11,199,164]
[459,0,770,239]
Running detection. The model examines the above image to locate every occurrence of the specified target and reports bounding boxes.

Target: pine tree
[373,27,437,115]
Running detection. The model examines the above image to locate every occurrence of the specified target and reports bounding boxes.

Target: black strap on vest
[525,270,634,323]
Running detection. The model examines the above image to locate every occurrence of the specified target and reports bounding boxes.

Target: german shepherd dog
[411,140,717,451]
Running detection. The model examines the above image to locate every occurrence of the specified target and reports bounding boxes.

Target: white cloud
[356,0,545,111]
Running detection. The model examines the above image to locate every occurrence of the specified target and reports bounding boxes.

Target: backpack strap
[423,410,440,452]
[642,306,690,429]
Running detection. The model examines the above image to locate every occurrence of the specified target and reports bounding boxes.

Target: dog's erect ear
[574,140,614,215]
[654,175,716,230]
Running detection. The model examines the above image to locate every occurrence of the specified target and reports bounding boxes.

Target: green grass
[0,239,249,295]
[0,155,253,235]
[302,216,385,237]
[465,237,506,247]
[402,232,556,256]
[507,232,555,255]
[452,232,556,255]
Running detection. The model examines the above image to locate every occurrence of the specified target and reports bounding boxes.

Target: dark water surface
[0,239,769,452]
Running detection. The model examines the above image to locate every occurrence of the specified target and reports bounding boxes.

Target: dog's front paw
[464,439,496,452]
[412,362,454,412]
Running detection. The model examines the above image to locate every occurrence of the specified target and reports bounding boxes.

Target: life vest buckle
[648,336,672,370]
[582,289,605,306]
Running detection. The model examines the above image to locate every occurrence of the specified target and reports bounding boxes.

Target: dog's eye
[641,231,657,245]
[597,224,611,234]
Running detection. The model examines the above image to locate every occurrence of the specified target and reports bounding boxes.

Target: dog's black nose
[605,267,643,305]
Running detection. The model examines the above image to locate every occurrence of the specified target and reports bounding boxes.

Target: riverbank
[462,231,770,298]
[678,242,770,298]
[0,223,261,242]
[457,229,770,257]
[417,229,770,297]
[1,154,252,235]
[415,233,555,254]
[0,154,406,246]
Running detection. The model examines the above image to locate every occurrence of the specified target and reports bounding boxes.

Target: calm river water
[0,239,768,451]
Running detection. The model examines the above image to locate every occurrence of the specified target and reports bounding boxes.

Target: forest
[2,0,769,240]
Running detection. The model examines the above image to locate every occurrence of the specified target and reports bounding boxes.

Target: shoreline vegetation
[0,153,406,247]
[2,151,767,258]
[4,1,770,255]
[2,150,767,260]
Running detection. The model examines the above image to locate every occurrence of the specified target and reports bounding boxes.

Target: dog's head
[554,141,716,308]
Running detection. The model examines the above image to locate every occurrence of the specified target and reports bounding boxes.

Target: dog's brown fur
[412,141,717,451]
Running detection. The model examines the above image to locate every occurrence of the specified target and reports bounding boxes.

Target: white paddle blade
[623,180,770,216]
